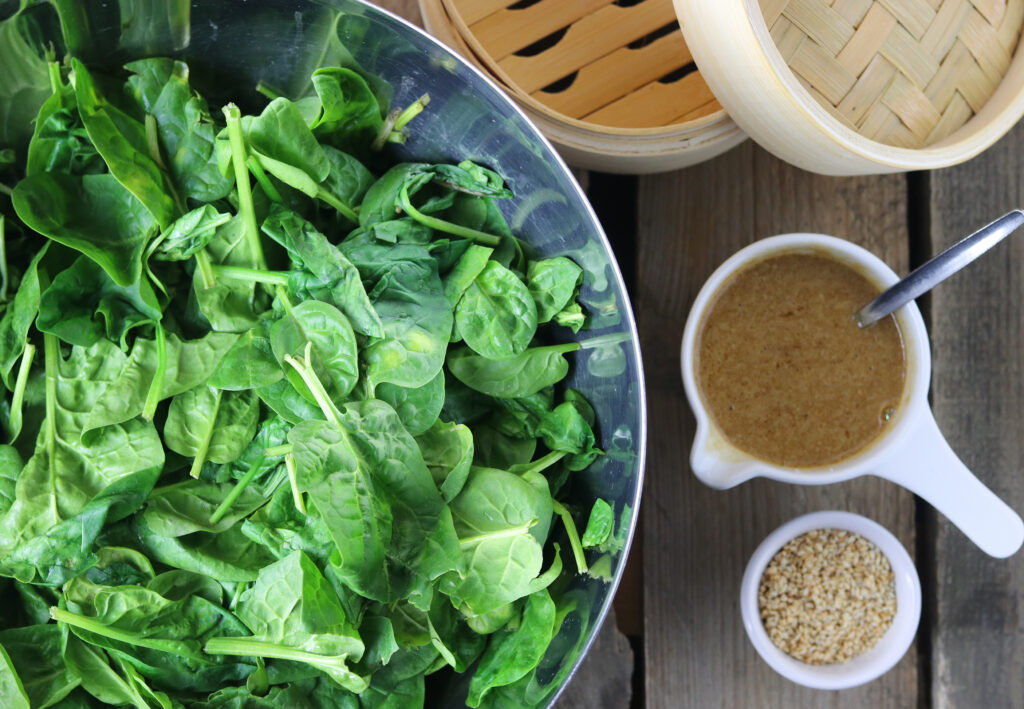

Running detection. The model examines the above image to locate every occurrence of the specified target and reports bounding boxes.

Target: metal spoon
[856,209,1024,328]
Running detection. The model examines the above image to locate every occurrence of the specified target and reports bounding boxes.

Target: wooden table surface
[381,3,1024,706]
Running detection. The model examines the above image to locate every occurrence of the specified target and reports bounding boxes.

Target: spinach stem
[0,184,12,197]
[398,184,500,246]
[254,81,284,100]
[513,450,566,476]
[392,93,430,132]
[194,249,218,289]
[577,332,630,350]
[247,157,283,203]
[551,500,588,574]
[284,344,343,426]
[222,103,267,270]
[316,186,359,223]
[285,453,306,515]
[145,115,168,171]
[203,638,355,674]
[371,109,398,151]
[8,343,36,443]
[264,443,293,457]
[46,60,62,95]
[0,215,7,301]
[50,607,203,660]
[211,264,289,287]
[229,581,247,611]
[188,388,222,479]
[141,321,168,421]
[210,452,265,524]
[43,331,59,521]
[458,524,535,548]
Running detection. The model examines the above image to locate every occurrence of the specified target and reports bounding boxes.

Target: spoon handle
[856,209,1024,328]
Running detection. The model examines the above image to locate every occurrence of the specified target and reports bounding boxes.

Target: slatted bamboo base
[434,0,724,130]
[764,0,1024,148]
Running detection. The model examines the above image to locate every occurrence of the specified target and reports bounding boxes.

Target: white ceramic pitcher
[680,234,1024,558]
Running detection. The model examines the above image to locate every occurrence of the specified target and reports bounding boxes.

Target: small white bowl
[740,511,921,690]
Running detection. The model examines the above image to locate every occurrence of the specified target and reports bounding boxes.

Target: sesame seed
[758,528,897,665]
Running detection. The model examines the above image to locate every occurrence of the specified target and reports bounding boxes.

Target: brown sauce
[696,251,906,468]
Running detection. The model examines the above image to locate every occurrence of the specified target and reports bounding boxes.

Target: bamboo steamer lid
[675,0,1024,174]
[418,0,747,173]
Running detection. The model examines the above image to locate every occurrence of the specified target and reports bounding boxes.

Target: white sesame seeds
[758,528,897,665]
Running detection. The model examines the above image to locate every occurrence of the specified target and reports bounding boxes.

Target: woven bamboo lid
[676,0,1024,174]
[419,0,746,173]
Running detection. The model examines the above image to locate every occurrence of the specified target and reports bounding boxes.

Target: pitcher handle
[873,412,1023,558]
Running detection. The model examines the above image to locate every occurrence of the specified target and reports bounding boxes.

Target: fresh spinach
[0,50,616,709]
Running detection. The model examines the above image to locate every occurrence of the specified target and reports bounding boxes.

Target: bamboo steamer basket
[420,0,1024,175]
[418,0,747,173]
[678,0,1024,174]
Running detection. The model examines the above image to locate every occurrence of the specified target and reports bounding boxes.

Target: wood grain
[927,124,1024,709]
[637,143,918,708]
[377,0,422,25]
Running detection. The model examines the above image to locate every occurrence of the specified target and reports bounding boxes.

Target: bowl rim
[739,510,921,690]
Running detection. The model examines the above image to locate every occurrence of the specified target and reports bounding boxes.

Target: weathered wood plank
[377,0,422,25]
[637,143,918,707]
[927,126,1024,709]
[556,608,634,709]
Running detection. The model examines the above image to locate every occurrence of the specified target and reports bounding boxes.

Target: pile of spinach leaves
[0,45,630,708]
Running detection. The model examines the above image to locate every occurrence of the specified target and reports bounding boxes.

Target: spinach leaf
[321,145,374,209]
[0,640,29,709]
[447,342,578,399]
[415,420,473,502]
[37,255,161,347]
[57,572,257,692]
[85,331,238,432]
[125,57,233,203]
[64,634,173,709]
[527,257,582,323]
[12,172,158,287]
[0,340,163,585]
[150,205,230,261]
[0,625,79,708]
[262,207,382,338]
[455,260,537,359]
[256,378,322,425]
[376,369,444,436]
[308,67,383,154]
[363,258,452,391]
[0,244,47,389]
[25,62,104,176]
[0,8,53,153]
[440,467,560,616]
[71,58,178,228]
[142,479,266,538]
[0,446,22,515]
[193,214,264,333]
[271,300,359,403]
[163,387,259,469]
[443,244,492,308]
[134,515,276,583]
[209,322,282,391]
[204,551,367,692]
[288,400,459,605]
[241,483,334,562]
[581,498,614,549]
[427,595,486,673]
[537,401,601,471]
[466,589,556,707]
